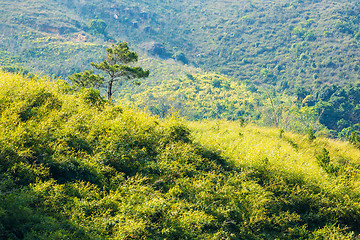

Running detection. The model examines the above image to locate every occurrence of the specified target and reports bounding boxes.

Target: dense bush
[1,72,360,238]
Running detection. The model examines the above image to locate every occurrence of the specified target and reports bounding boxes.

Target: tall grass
[189,119,360,200]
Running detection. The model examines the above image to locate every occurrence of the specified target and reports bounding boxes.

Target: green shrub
[307,128,316,141]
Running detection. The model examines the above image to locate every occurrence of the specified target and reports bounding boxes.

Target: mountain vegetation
[2,70,360,239]
[118,72,322,134]
[118,71,360,138]
[2,1,360,237]
[2,0,360,136]
[2,0,360,88]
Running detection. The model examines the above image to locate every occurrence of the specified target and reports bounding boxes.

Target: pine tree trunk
[108,79,113,101]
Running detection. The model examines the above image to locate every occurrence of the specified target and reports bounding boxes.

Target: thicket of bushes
[1,71,360,239]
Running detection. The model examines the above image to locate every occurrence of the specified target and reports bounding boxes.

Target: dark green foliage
[1,65,31,76]
[347,131,360,148]
[315,148,339,175]
[279,129,285,138]
[88,19,107,36]
[18,89,62,122]
[68,70,104,89]
[167,125,191,143]
[316,148,331,168]
[314,84,360,136]
[211,79,221,88]
[307,129,316,141]
[173,51,188,64]
[296,87,310,102]
[79,88,106,108]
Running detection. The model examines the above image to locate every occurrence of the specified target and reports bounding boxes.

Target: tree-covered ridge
[3,0,360,137]
[2,0,360,89]
[0,0,104,76]
[107,0,360,89]
[2,71,360,238]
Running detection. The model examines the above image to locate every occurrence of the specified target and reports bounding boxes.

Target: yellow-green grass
[189,120,360,194]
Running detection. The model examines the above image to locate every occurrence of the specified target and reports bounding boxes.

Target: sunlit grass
[189,119,360,194]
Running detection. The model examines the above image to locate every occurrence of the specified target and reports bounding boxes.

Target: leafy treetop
[89,19,107,36]
[69,42,149,101]
[68,70,104,89]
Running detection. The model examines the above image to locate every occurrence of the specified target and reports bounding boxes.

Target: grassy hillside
[117,70,360,138]
[2,71,360,238]
[117,71,325,135]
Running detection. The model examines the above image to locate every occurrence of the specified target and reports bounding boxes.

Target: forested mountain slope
[2,0,360,137]
[2,70,360,239]
[2,0,360,89]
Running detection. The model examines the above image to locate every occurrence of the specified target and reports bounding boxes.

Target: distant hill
[2,0,360,89]
[2,0,360,136]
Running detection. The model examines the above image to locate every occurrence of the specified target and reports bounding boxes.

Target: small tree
[347,131,360,148]
[316,148,330,169]
[89,19,107,36]
[70,42,149,101]
[316,148,339,175]
[307,128,316,141]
